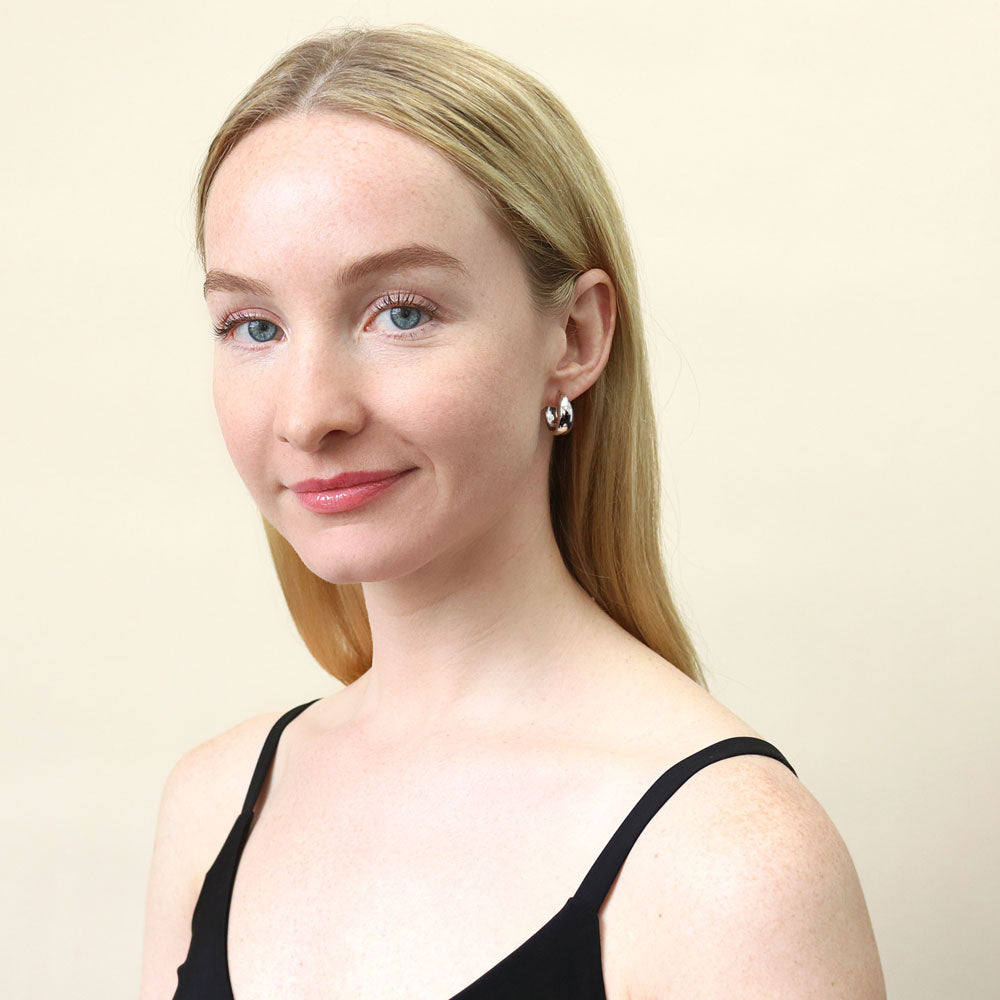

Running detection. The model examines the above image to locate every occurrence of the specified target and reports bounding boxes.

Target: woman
[140,24,885,999]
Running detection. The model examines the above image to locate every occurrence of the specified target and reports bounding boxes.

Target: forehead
[203,112,510,274]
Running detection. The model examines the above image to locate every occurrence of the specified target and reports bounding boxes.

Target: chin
[291,532,430,586]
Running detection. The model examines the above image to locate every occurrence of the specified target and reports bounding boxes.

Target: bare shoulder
[577,644,885,997]
[613,730,886,998]
[162,709,290,871]
[138,707,288,1000]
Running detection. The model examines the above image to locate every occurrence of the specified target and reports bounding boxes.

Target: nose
[272,336,366,452]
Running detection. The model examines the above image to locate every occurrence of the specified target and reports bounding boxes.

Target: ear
[545,268,617,404]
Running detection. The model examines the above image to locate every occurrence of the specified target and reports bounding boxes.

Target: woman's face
[203,112,564,584]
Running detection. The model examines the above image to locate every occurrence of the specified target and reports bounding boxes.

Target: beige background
[2,1,996,996]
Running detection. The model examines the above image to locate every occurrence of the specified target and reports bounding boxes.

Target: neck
[350,491,608,742]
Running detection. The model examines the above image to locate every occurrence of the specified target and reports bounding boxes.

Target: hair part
[196,23,706,688]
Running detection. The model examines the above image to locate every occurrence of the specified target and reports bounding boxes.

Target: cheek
[399,360,542,497]
[212,368,270,486]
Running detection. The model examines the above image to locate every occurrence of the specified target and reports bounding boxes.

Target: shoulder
[614,748,886,999]
[138,707,288,1000]
[572,642,885,996]
[158,709,296,874]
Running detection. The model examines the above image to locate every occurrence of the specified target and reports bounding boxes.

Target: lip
[290,468,414,514]
[291,470,411,492]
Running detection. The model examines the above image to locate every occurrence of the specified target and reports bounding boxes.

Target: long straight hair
[194,24,706,688]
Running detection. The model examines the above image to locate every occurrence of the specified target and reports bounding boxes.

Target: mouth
[291,469,412,492]
[289,469,414,514]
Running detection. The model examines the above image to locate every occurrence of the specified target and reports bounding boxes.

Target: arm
[138,752,208,1000]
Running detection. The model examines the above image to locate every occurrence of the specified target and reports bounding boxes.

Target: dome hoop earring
[544,395,574,436]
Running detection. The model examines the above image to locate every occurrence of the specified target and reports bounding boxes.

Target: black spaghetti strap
[239,699,321,815]
[572,736,797,912]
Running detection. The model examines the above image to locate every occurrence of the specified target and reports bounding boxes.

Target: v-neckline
[222,879,596,999]
[210,703,790,1000]
[219,698,605,999]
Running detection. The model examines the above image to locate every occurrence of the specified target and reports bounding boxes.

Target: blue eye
[212,313,283,345]
[369,292,439,338]
[241,319,280,342]
[388,306,422,330]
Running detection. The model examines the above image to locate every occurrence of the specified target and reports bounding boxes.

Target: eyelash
[211,290,440,345]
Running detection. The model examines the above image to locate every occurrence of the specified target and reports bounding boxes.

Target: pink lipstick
[290,469,412,513]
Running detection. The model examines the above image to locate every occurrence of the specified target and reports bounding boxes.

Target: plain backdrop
[2,1,997,996]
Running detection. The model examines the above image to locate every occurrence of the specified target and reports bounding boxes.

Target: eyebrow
[202,244,469,299]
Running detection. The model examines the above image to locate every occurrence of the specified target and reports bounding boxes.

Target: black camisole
[173,699,796,998]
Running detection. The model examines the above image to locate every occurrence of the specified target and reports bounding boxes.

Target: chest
[226,749,643,999]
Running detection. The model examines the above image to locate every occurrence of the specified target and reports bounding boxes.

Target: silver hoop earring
[544,395,573,435]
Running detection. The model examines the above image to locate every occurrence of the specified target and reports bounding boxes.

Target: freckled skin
[204,112,567,586]
[185,116,888,997]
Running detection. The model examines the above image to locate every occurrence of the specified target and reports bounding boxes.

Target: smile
[290,469,413,513]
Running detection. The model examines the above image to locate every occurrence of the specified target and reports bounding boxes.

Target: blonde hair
[194,23,706,688]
